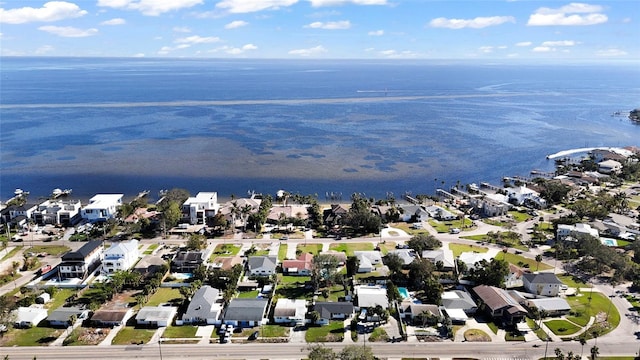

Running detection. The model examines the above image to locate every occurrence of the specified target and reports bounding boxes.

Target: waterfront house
[81,194,123,222]
[13,307,48,328]
[597,159,623,174]
[273,298,307,325]
[102,239,139,274]
[425,205,457,221]
[46,306,89,327]
[5,203,38,227]
[219,197,261,227]
[472,285,527,325]
[282,253,313,276]
[469,194,510,217]
[181,286,222,325]
[223,298,269,328]
[312,302,354,325]
[267,204,309,226]
[247,255,277,276]
[522,273,563,297]
[59,240,103,280]
[33,199,82,226]
[399,205,429,223]
[323,204,348,226]
[136,306,178,327]
[182,192,220,225]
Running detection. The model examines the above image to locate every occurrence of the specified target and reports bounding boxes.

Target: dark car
[248,331,259,341]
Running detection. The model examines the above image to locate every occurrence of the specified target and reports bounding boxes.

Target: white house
[556,223,599,241]
[273,299,307,325]
[81,194,123,222]
[33,199,82,225]
[13,307,48,328]
[355,285,389,308]
[182,192,219,225]
[458,251,493,270]
[181,286,223,325]
[523,273,564,297]
[313,302,354,325]
[422,249,456,271]
[354,251,382,273]
[102,239,140,274]
[506,186,546,208]
[136,306,178,327]
[247,256,277,276]
[597,160,623,174]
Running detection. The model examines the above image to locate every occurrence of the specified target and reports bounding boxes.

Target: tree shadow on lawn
[276,286,313,300]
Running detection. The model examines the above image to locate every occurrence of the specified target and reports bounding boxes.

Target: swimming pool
[171,272,193,280]
[398,287,410,299]
[601,238,618,247]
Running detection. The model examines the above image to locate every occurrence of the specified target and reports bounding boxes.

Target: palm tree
[590,345,599,360]
[230,201,240,234]
[535,254,543,271]
[579,337,587,358]
[240,204,253,232]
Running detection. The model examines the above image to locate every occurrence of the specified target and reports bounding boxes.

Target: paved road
[1,338,639,360]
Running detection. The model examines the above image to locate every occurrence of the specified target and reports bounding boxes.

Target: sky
[0,0,638,61]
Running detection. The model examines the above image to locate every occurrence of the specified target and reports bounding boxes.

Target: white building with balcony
[102,239,140,274]
[81,194,123,222]
[182,192,219,225]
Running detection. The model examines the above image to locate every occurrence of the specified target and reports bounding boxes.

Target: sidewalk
[50,318,84,346]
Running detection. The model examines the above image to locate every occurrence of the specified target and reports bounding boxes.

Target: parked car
[248,331,259,341]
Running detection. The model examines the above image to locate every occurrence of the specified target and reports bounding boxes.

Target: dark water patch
[343,168,358,173]
[101,146,123,152]
[56,156,76,161]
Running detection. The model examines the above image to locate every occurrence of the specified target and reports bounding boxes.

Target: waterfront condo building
[59,240,103,279]
[33,199,82,226]
[182,192,219,225]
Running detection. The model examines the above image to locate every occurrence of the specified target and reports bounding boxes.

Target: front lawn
[0,326,61,346]
[279,275,311,285]
[278,244,288,260]
[163,325,197,338]
[297,243,323,255]
[211,244,241,258]
[146,288,182,306]
[508,211,532,222]
[494,252,553,270]
[111,326,156,345]
[368,327,389,342]
[329,242,374,256]
[566,291,620,337]
[376,241,396,255]
[305,321,345,342]
[449,243,487,257]
[27,245,71,256]
[463,329,491,342]
[544,319,581,336]
[237,290,260,299]
[557,274,587,288]
[46,288,77,314]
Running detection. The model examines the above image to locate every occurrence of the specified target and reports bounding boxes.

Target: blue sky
[1,0,638,61]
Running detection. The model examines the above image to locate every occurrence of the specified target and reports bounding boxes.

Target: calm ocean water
[1,57,639,202]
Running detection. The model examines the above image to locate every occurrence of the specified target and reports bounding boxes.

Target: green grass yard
[329,242,374,256]
[297,243,323,255]
[544,319,581,336]
[163,325,198,338]
[494,252,553,270]
[111,326,155,345]
[449,243,488,257]
[305,321,345,342]
[0,326,61,347]
[27,245,71,256]
[278,244,288,260]
[146,288,182,306]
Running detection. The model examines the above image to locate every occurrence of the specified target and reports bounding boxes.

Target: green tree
[305,344,335,360]
[384,252,404,275]
[535,254,543,271]
[162,202,182,229]
[590,345,599,360]
[345,256,359,277]
[186,234,206,250]
[407,233,442,253]
[338,344,374,360]
[467,258,509,288]
[311,254,340,291]
[309,310,320,325]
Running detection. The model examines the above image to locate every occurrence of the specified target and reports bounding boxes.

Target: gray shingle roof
[523,273,563,285]
[313,302,354,319]
[224,298,268,322]
[184,286,220,320]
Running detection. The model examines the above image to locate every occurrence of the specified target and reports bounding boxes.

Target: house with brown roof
[282,253,314,276]
[210,256,244,271]
[504,264,528,289]
[472,285,527,325]
[90,308,133,327]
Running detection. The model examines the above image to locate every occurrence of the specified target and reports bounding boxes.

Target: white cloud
[216,0,298,14]
[175,35,221,44]
[173,26,191,33]
[38,25,98,37]
[309,0,387,6]
[368,29,384,36]
[429,16,515,29]
[101,18,126,25]
[288,45,327,56]
[305,20,351,29]
[479,46,494,53]
[225,20,248,29]
[515,41,532,47]
[528,3,607,26]
[132,53,145,57]
[97,0,203,16]
[0,1,87,24]
[378,49,418,59]
[224,43,258,54]
[541,40,577,46]
[596,48,628,57]
[532,46,554,52]
[158,44,191,55]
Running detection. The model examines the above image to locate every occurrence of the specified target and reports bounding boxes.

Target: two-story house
[523,273,564,297]
[59,240,103,279]
[33,199,82,226]
[102,239,140,274]
[81,194,123,222]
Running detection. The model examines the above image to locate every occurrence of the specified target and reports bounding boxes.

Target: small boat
[14,188,29,196]
[52,188,72,198]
